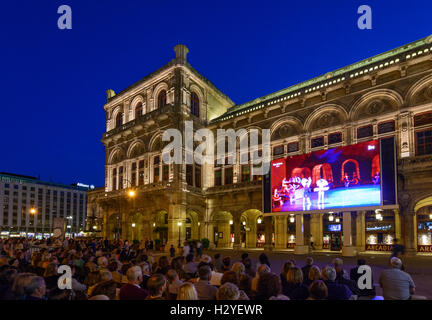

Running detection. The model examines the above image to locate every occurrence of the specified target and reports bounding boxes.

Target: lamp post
[178,221,182,248]
[26,207,37,237]
[116,178,136,242]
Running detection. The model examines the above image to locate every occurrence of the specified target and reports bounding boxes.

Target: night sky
[1,0,431,187]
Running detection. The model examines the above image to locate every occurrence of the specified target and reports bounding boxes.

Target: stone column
[274,216,288,249]
[401,210,417,255]
[294,214,308,254]
[394,209,402,241]
[233,216,242,249]
[218,220,231,248]
[264,216,273,251]
[166,204,186,249]
[342,211,356,256]
[246,218,257,248]
[310,213,323,249]
[355,211,366,252]
[102,209,108,239]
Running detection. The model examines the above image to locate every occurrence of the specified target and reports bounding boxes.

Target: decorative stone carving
[313,112,340,130]
[366,101,384,115]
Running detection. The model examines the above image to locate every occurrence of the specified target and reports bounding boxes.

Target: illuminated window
[158,90,167,108]
[416,129,432,156]
[328,132,342,145]
[135,102,143,118]
[138,160,144,186]
[191,92,199,117]
[357,125,373,139]
[118,166,123,189]
[162,165,169,181]
[115,112,123,127]
[131,162,137,186]
[241,165,250,182]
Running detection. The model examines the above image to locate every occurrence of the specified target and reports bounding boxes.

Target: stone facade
[89,37,432,255]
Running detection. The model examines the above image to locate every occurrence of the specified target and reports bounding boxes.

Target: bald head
[390,257,402,269]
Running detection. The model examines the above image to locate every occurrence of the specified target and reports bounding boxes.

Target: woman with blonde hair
[177,282,198,300]
[12,273,36,299]
[283,267,309,300]
[305,265,322,286]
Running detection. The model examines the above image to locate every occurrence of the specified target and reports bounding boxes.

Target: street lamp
[178,221,182,248]
[116,178,136,241]
[25,207,37,237]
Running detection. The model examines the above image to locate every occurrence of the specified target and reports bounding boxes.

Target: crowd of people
[0,238,426,300]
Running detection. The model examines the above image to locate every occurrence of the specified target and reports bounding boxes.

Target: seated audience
[307,280,328,300]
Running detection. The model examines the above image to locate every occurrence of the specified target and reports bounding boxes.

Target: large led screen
[271,140,382,213]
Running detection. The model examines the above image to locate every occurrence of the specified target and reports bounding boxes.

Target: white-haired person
[321,266,353,300]
[119,266,149,300]
[379,257,425,300]
[216,282,240,300]
[198,255,223,287]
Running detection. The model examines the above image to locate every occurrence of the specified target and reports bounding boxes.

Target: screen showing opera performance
[271,140,381,213]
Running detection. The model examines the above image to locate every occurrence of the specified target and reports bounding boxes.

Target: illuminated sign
[77,183,95,189]
[365,244,393,251]
[366,225,393,231]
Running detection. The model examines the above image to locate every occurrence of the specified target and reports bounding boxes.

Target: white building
[0,172,90,238]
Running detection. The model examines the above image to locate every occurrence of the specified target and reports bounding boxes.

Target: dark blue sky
[1,0,431,187]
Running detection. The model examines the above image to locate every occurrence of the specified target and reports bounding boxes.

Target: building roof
[210,34,432,123]
[0,172,90,192]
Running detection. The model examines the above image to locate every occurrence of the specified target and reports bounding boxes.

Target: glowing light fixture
[257,218,262,224]
[429,214,432,220]
[289,216,295,223]
[229,220,233,225]
[128,190,136,197]
[242,221,246,226]
[131,223,136,228]
[328,214,334,222]
[178,221,182,227]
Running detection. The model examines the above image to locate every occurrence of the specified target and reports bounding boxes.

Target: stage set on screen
[271,140,381,213]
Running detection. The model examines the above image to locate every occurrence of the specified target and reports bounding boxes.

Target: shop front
[322,212,342,251]
[417,209,432,253]
[365,210,395,252]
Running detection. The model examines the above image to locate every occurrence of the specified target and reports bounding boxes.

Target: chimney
[174,44,189,64]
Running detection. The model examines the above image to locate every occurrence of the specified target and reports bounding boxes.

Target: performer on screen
[343,173,350,188]
[314,178,329,209]
[301,176,312,211]
[373,171,380,185]
[273,189,283,208]
[351,172,359,186]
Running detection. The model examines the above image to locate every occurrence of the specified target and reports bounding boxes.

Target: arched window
[158,90,167,108]
[115,112,123,128]
[135,102,143,118]
[191,92,200,117]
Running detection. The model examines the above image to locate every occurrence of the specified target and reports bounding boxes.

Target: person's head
[222,257,231,267]
[91,280,117,300]
[126,266,143,285]
[241,253,248,261]
[43,263,58,278]
[390,257,403,269]
[258,253,269,266]
[216,282,240,300]
[287,267,303,285]
[158,256,170,269]
[186,254,194,263]
[12,273,36,298]
[141,262,150,275]
[308,280,328,300]
[0,256,9,267]
[100,270,113,282]
[308,265,322,281]
[393,238,398,244]
[321,266,337,282]
[243,258,252,269]
[357,259,366,266]
[24,276,46,298]
[231,262,245,278]
[107,261,120,272]
[97,256,108,268]
[257,264,271,277]
[147,274,166,297]
[257,273,281,299]
[305,257,313,266]
[214,253,221,261]
[166,269,179,283]
[332,258,343,272]
[221,270,239,286]
[198,265,212,281]
[281,260,295,278]
[177,282,198,300]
